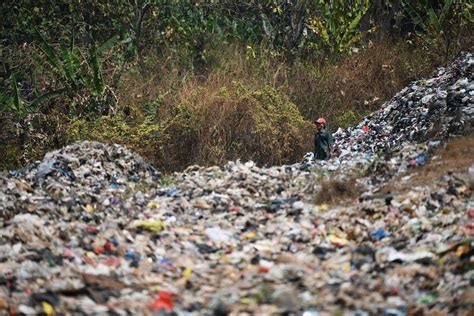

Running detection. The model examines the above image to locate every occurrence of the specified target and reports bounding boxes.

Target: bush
[334,109,362,130]
[153,80,312,170]
[59,78,311,172]
[0,144,22,171]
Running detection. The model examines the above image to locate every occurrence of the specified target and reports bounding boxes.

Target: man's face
[315,122,323,131]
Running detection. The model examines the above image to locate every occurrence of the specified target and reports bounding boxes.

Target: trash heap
[319,51,473,181]
[2,141,160,220]
[0,53,473,315]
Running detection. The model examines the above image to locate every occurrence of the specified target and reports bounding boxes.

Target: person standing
[313,117,334,160]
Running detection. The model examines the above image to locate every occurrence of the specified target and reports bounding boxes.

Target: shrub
[0,144,22,171]
[153,80,312,170]
[334,109,362,129]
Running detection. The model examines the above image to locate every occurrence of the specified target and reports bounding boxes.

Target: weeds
[159,175,177,187]
[315,177,362,205]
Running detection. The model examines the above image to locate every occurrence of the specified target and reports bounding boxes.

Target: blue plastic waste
[382,307,407,316]
[8,170,21,178]
[159,257,174,267]
[57,167,75,181]
[36,159,58,184]
[125,249,141,267]
[109,237,119,247]
[415,154,427,165]
[371,229,390,240]
[165,187,179,197]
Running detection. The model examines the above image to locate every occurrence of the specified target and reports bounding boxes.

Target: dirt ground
[384,133,474,193]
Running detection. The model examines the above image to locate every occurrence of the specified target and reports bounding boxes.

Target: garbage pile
[3,141,160,219]
[0,54,473,315]
[326,52,473,180]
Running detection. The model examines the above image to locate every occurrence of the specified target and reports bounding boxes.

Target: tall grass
[1,35,469,171]
[98,38,455,170]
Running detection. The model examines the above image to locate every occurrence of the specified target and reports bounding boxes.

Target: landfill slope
[0,53,473,315]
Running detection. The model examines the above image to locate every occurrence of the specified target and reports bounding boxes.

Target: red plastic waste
[148,291,174,311]
[94,246,105,255]
[104,257,121,267]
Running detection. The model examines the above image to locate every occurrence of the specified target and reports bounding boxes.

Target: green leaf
[30,89,67,109]
[341,11,364,48]
[262,14,273,38]
[440,0,454,23]
[427,7,440,31]
[70,47,85,85]
[11,74,25,116]
[34,28,66,78]
[32,68,39,98]
[90,47,105,96]
[97,34,120,57]
[402,0,427,31]
[60,47,79,90]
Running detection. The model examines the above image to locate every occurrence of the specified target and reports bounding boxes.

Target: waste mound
[300,52,474,182]
[335,51,473,155]
[0,53,473,315]
[27,140,160,187]
[3,141,159,218]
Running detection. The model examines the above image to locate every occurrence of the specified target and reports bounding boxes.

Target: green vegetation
[1,1,472,171]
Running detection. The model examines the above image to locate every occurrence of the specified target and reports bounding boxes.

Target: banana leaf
[11,74,25,116]
[34,28,67,79]
[90,47,105,96]
[30,89,67,110]
[96,35,120,57]
[340,11,364,51]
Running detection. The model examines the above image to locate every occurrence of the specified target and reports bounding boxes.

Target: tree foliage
[0,0,470,116]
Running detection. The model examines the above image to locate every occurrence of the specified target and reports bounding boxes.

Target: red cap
[314,117,327,125]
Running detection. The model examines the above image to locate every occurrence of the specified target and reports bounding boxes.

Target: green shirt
[314,130,334,160]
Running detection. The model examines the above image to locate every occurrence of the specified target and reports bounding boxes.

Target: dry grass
[283,39,447,125]
[118,38,449,123]
[1,38,464,172]
[153,76,311,170]
[315,177,362,205]
[98,40,458,171]
[108,45,314,171]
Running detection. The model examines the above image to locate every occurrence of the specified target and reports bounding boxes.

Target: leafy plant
[159,175,176,187]
[307,0,373,55]
[0,74,26,117]
[401,0,473,58]
[33,28,122,117]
